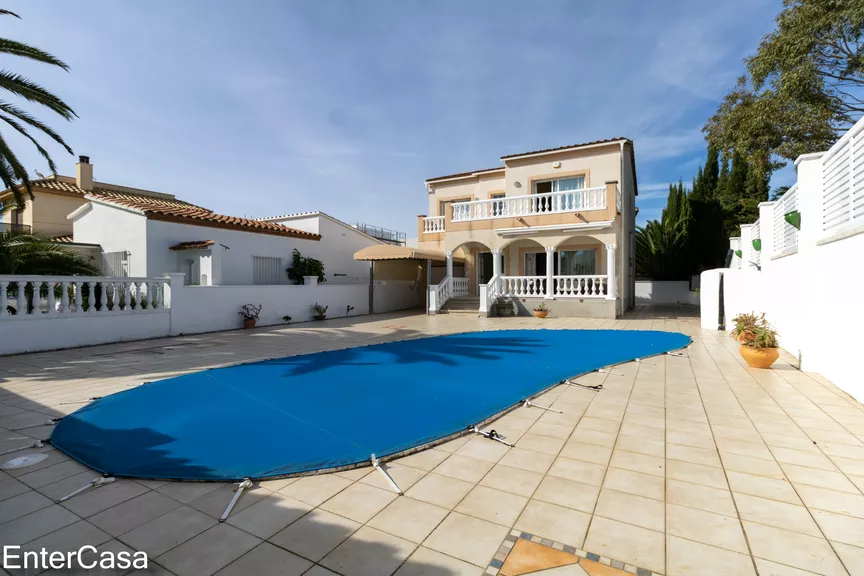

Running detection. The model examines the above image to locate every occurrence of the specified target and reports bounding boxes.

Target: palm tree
[0,230,99,275]
[635,218,690,281]
[0,8,76,209]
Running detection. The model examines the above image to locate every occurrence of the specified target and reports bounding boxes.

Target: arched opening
[450,240,493,296]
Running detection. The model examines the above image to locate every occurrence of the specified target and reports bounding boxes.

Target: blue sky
[5,0,792,231]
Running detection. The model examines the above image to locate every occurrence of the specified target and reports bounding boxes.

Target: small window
[533,176,586,194]
[559,250,596,275]
[253,256,282,285]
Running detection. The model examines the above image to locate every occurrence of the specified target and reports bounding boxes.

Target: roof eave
[500,139,628,162]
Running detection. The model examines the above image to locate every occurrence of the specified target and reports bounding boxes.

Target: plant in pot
[533,301,549,319]
[730,312,764,344]
[735,318,780,369]
[286,249,326,284]
[239,303,262,329]
[312,303,328,321]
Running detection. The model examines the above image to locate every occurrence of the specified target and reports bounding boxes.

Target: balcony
[1,223,32,233]
[451,186,607,222]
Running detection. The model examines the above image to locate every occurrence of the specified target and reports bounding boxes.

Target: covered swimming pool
[51,329,690,481]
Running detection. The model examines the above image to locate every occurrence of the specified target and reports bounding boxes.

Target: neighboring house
[417,137,638,318]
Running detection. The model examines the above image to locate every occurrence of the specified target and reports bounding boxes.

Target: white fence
[422,216,445,233]
[450,186,606,222]
[702,116,864,400]
[0,273,423,356]
[635,281,698,305]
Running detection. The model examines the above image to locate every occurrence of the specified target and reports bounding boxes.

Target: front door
[477,252,493,288]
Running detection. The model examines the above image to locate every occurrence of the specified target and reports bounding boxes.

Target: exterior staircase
[440,295,480,314]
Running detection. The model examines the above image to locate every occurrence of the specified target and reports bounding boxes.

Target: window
[559,250,596,275]
[491,193,505,216]
[253,256,282,285]
[102,251,130,277]
[533,176,585,195]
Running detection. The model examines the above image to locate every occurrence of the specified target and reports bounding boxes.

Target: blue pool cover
[51,329,690,480]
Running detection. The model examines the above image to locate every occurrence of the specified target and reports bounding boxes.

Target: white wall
[72,202,148,276]
[635,281,698,305]
[373,280,424,314]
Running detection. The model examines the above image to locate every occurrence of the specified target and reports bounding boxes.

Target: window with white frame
[252,256,282,285]
[533,176,586,195]
[559,249,596,275]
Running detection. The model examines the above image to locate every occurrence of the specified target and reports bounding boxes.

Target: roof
[499,138,630,160]
[16,175,319,240]
[256,211,384,244]
[354,245,455,262]
[169,240,215,251]
[425,167,504,183]
[51,235,73,243]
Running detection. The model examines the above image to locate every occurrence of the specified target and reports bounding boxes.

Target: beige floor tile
[269,509,360,562]
[516,432,567,455]
[514,500,591,549]
[0,477,30,502]
[583,516,664,574]
[771,447,837,471]
[665,443,722,468]
[547,457,607,486]
[89,489,181,536]
[433,436,471,454]
[620,422,665,442]
[781,463,860,493]
[720,453,785,479]
[455,437,511,464]
[335,467,372,481]
[0,490,52,523]
[602,467,665,501]
[666,429,715,450]
[20,519,110,559]
[479,464,543,497]
[319,481,398,524]
[359,463,427,492]
[60,478,150,518]
[497,447,556,474]
[0,504,80,546]
[831,541,864,575]
[743,521,847,576]
[424,511,509,566]
[394,545,485,575]
[15,459,91,489]
[278,474,352,507]
[577,416,620,434]
[433,454,495,484]
[714,437,774,460]
[558,441,613,465]
[405,473,474,509]
[396,449,450,471]
[760,433,821,453]
[666,503,747,553]
[725,470,802,505]
[615,435,665,458]
[753,558,823,576]
[225,493,312,539]
[157,523,261,576]
[216,542,312,576]
[569,428,617,448]
[455,485,528,527]
[532,475,600,513]
[188,484,270,520]
[796,484,864,518]
[667,479,736,516]
[367,497,449,544]
[594,488,664,531]
[321,525,416,576]
[120,505,218,557]
[812,509,864,547]
[733,493,821,537]
[666,460,728,489]
[667,535,756,575]
[528,421,575,440]
[609,451,664,477]
[156,481,226,504]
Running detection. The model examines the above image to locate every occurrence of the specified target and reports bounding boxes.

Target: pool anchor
[469,425,514,447]
[371,454,403,495]
[521,399,563,414]
[0,439,43,456]
[220,478,253,522]
[56,474,115,503]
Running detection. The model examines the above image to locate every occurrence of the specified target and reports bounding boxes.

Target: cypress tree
[703,146,719,198]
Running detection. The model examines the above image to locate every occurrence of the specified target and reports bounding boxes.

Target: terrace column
[445,251,453,282]
[492,249,501,277]
[606,243,617,300]
[545,247,555,299]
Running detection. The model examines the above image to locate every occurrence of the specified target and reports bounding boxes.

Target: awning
[354,245,462,262]
[170,240,215,251]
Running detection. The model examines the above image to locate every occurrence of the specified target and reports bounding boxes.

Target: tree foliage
[0,8,76,210]
[0,230,100,275]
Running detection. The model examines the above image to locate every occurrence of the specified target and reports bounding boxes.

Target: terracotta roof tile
[169,240,216,251]
[51,235,73,243]
[500,137,630,159]
[425,166,504,183]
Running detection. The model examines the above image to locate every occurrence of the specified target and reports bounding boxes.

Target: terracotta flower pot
[243,318,256,329]
[740,346,779,369]
[314,314,327,321]
[533,310,549,318]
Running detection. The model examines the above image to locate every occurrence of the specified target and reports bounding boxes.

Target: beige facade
[417,139,638,317]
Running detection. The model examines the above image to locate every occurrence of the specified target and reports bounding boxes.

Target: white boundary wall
[1,274,423,356]
[701,119,864,399]
[635,281,698,305]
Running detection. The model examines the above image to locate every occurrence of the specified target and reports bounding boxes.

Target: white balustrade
[450,186,606,222]
[501,276,547,297]
[428,275,451,313]
[479,275,502,313]
[423,216,445,233]
[0,275,170,319]
[451,277,469,297]
[552,275,608,298]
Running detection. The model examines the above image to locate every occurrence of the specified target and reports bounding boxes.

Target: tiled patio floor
[2,307,864,575]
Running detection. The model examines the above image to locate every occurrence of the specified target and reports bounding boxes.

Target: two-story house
[417,137,637,318]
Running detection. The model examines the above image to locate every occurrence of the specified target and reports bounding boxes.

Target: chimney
[76,155,93,191]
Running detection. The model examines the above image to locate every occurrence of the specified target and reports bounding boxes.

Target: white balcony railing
[479,275,502,313]
[428,275,451,313]
[423,216,445,233]
[451,186,607,222]
[451,277,469,297]
[553,275,608,298]
[502,276,547,297]
[0,275,170,318]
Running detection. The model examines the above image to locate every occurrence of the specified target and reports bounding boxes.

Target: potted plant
[312,303,328,321]
[733,315,780,369]
[286,249,326,284]
[239,303,262,329]
[533,302,549,318]
[730,312,763,344]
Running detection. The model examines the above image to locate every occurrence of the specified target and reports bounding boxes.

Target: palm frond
[0,101,72,152]
[0,9,20,18]
[0,230,100,275]
[0,133,33,208]
[0,70,76,119]
[0,39,69,70]
[0,114,58,173]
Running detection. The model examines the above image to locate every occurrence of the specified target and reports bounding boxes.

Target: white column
[492,249,501,277]
[606,243,617,300]
[445,251,453,293]
[545,247,555,299]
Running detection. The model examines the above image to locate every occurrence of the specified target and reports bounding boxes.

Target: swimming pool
[51,329,690,481]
